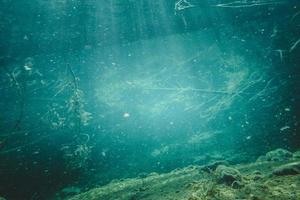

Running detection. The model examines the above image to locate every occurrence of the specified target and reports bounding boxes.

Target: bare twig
[212,0,285,8]
[68,64,78,90]
[142,87,251,95]
[289,38,300,52]
[291,11,300,23]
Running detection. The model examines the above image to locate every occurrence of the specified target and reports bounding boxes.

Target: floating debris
[280,126,290,131]
[123,112,130,118]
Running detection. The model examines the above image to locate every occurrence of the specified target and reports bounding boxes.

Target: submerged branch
[143,87,251,95]
[289,38,300,52]
[212,0,286,8]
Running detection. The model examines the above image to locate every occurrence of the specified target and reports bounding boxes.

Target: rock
[215,165,242,187]
[265,148,292,161]
[201,160,229,172]
[272,162,300,176]
[293,151,300,159]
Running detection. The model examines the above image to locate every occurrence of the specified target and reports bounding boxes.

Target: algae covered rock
[215,165,242,187]
[265,148,292,161]
[272,162,300,176]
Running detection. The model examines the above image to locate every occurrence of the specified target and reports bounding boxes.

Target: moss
[265,148,292,162]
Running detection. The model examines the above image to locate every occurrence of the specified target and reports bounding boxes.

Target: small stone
[272,162,300,176]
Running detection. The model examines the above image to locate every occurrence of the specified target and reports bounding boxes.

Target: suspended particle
[123,112,130,118]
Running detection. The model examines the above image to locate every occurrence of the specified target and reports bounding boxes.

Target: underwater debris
[280,125,290,131]
[188,131,219,145]
[289,38,300,52]
[273,49,285,62]
[174,0,195,12]
[150,146,169,157]
[24,57,34,71]
[212,0,286,8]
[123,112,130,118]
[62,143,91,171]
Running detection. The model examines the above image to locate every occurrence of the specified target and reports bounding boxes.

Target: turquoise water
[0,0,299,199]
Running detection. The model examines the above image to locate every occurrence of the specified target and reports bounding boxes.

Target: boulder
[265,148,292,161]
[272,162,300,176]
[215,165,242,187]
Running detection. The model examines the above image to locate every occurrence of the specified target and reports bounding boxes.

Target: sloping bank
[65,148,300,200]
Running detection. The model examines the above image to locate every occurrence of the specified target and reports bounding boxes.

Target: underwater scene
[0,0,300,199]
